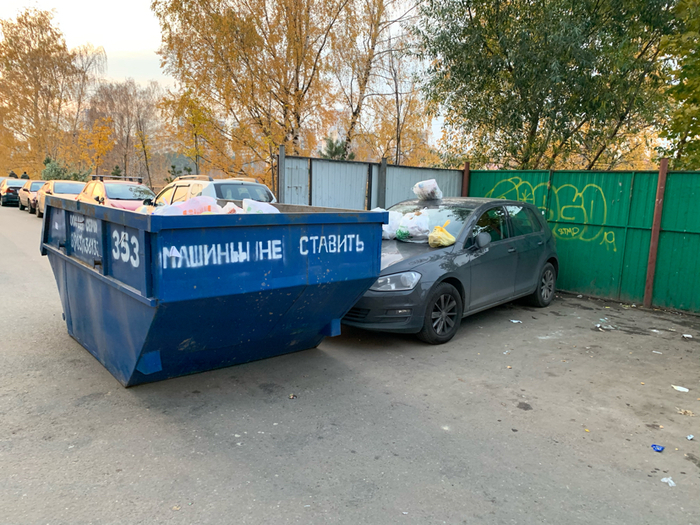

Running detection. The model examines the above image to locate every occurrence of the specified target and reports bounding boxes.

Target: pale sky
[0,0,173,85]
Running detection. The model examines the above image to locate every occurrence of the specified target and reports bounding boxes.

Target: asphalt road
[1,203,699,525]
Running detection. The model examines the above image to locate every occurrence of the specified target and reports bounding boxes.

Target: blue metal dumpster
[40,197,386,386]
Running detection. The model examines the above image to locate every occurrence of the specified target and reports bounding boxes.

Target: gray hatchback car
[343,197,559,344]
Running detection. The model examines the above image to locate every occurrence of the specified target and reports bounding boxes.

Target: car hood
[380,240,448,272]
[109,200,142,211]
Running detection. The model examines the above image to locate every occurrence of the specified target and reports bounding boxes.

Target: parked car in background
[36,180,87,218]
[343,197,559,344]
[76,177,155,211]
[0,178,26,207]
[149,176,276,208]
[18,180,47,213]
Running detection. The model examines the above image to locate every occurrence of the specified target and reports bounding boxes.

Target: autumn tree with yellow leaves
[152,0,349,177]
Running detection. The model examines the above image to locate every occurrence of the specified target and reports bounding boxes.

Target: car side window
[526,208,543,231]
[155,186,175,206]
[473,207,508,243]
[506,205,539,237]
[190,183,203,197]
[172,185,189,204]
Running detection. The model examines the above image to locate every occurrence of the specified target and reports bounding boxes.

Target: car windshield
[54,182,85,194]
[30,181,44,191]
[388,203,475,238]
[105,183,155,200]
[215,183,273,202]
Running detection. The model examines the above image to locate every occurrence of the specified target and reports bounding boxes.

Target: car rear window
[30,181,45,191]
[7,180,25,188]
[215,183,273,202]
[105,183,155,200]
[54,182,85,194]
[389,204,474,237]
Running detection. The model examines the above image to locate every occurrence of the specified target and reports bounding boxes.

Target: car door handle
[508,248,516,253]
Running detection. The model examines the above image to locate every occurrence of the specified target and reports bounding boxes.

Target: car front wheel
[417,283,463,345]
[528,262,556,307]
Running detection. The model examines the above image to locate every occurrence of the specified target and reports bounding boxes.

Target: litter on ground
[672,385,690,392]
[660,477,676,487]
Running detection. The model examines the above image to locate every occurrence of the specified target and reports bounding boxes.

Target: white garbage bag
[242,198,280,214]
[396,208,430,243]
[153,196,222,216]
[412,179,443,201]
[372,208,402,239]
[221,202,244,214]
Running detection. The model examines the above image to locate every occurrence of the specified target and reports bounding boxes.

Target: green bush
[41,158,91,182]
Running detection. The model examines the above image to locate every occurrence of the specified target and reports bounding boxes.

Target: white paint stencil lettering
[299,234,364,255]
[162,240,284,269]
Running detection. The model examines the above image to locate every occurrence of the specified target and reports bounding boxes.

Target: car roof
[392,197,529,208]
[210,179,267,186]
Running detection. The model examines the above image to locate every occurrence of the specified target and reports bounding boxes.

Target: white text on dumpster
[299,234,364,255]
[69,215,101,258]
[162,240,282,269]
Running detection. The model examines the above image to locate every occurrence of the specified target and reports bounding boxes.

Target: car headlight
[370,271,421,292]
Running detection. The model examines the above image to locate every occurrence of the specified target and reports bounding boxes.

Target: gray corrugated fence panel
[370,164,379,209]
[384,166,463,207]
[284,157,310,204]
[311,159,369,210]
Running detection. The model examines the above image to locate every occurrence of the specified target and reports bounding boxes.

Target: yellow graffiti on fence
[486,177,617,252]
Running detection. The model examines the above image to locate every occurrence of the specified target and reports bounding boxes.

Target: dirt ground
[1,205,699,524]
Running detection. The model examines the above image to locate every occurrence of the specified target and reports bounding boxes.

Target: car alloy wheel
[540,268,554,302]
[528,262,556,307]
[417,282,463,345]
[432,293,458,335]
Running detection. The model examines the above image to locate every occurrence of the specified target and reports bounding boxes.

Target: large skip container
[41,197,386,386]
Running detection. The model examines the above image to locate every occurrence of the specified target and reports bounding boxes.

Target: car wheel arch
[435,276,466,307]
[547,257,559,278]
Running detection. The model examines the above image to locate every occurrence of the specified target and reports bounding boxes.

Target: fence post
[643,158,669,308]
[377,158,387,208]
[461,162,470,196]
[308,158,313,206]
[277,144,286,203]
[365,163,373,210]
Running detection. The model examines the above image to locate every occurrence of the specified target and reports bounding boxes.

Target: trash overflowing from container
[136,196,280,216]
[40,196,387,386]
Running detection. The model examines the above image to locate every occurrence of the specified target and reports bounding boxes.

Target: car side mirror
[475,232,491,249]
[142,198,153,206]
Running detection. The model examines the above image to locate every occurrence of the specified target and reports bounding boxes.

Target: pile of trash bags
[373,179,454,247]
[137,196,280,216]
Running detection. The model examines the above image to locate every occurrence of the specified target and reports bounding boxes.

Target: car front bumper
[342,281,434,334]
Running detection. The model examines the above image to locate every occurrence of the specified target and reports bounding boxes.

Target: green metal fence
[469,169,700,313]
